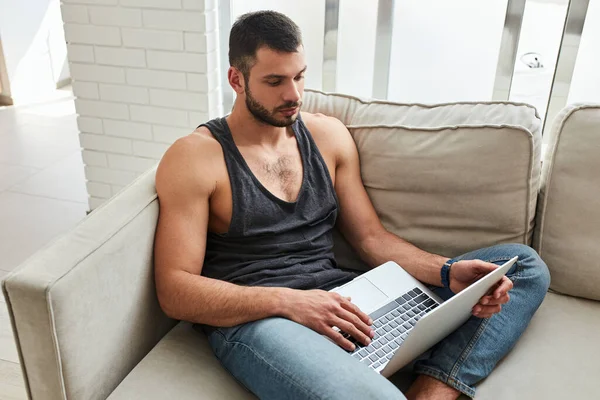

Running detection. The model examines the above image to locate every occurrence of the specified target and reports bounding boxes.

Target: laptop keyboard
[345,287,439,370]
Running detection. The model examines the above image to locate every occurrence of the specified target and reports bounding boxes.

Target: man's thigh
[204,317,405,400]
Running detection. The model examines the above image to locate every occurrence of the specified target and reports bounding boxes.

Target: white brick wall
[153,125,193,143]
[62,0,223,211]
[122,29,183,51]
[61,4,89,23]
[66,44,95,63]
[146,51,208,72]
[70,63,125,83]
[103,119,152,140]
[79,133,132,154]
[149,89,207,111]
[99,83,149,105]
[88,6,142,27]
[130,105,188,127]
[142,10,207,32]
[72,81,99,99]
[64,24,122,46]
[81,150,108,167]
[75,99,130,120]
[77,116,103,134]
[120,0,181,9]
[126,68,187,90]
[94,47,146,67]
[86,181,112,198]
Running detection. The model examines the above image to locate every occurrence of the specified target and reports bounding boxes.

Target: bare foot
[405,375,462,400]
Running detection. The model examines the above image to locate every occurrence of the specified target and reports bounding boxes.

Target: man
[154,10,550,400]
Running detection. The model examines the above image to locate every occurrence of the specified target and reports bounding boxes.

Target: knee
[503,243,551,303]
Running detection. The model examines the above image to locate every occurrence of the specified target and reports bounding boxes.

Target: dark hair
[229,11,302,80]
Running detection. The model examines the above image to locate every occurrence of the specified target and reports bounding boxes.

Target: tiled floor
[0,87,88,399]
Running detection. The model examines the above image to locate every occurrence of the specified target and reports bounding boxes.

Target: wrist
[272,287,295,319]
[433,255,452,286]
[441,258,458,290]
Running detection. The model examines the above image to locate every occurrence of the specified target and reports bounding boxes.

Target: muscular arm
[154,134,288,327]
[155,128,374,349]
[326,117,450,286]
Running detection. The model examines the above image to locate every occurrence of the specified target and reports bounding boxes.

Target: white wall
[0,0,69,103]
[62,0,223,211]
[387,0,507,103]
[568,0,600,104]
[336,0,378,97]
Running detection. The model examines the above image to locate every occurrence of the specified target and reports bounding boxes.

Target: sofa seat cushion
[107,322,254,400]
[474,292,600,398]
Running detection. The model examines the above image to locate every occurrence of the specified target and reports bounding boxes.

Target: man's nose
[283,81,301,104]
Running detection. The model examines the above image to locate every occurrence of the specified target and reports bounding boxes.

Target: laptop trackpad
[335,278,390,313]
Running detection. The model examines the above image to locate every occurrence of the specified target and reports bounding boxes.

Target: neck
[226,98,293,147]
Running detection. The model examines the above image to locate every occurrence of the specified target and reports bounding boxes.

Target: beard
[245,83,301,127]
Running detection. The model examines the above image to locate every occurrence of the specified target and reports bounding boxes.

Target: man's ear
[228,67,246,95]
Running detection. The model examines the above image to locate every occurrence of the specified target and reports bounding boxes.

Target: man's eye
[268,81,281,86]
[294,75,305,81]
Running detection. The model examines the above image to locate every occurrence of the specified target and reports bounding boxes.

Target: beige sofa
[3,89,600,399]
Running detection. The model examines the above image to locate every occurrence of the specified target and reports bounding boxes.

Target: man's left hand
[449,259,513,319]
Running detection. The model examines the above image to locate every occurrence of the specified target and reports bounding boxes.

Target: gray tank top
[198,115,357,291]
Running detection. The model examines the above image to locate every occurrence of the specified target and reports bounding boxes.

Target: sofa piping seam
[0,287,34,399]
[304,88,540,118]
[344,123,536,134]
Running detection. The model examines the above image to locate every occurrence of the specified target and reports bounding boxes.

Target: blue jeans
[200,243,550,399]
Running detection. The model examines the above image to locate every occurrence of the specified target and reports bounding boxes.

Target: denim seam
[214,330,321,400]
[210,330,257,394]
[413,365,476,398]
[448,316,491,382]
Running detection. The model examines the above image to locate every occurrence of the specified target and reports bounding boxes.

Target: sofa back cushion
[303,89,542,271]
[533,105,600,301]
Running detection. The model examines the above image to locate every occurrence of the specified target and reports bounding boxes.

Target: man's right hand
[282,289,375,351]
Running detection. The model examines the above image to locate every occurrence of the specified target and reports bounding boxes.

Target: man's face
[243,46,306,127]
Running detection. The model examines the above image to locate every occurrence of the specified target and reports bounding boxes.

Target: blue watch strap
[441,258,458,289]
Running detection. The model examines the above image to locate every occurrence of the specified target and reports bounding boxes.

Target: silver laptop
[330,256,517,376]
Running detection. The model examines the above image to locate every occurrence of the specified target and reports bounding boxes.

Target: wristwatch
[441,258,458,290]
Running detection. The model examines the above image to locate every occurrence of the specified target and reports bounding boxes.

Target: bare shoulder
[155,126,223,201]
[301,111,356,164]
[301,111,347,134]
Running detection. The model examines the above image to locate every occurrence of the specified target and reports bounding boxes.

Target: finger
[473,304,502,317]
[335,317,372,347]
[473,260,499,274]
[340,298,373,326]
[337,309,373,343]
[325,327,355,351]
[338,308,375,339]
[477,311,498,319]
[493,277,514,299]
[479,294,510,306]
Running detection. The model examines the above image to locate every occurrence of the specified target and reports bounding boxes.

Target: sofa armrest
[1,166,177,400]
